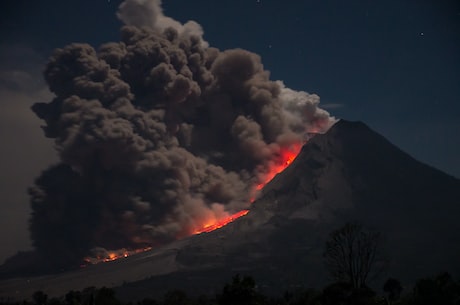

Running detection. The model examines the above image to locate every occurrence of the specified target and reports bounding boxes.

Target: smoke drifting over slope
[29,0,335,265]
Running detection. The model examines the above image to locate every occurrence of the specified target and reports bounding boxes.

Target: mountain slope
[169,119,460,294]
[1,120,459,300]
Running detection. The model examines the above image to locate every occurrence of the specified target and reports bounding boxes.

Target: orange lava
[194,142,302,235]
[193,210,250,234]
[255,143,302,191]
[82,247,152,266]
[83,142,303,265]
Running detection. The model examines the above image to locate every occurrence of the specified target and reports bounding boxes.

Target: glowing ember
[82,247,152,266]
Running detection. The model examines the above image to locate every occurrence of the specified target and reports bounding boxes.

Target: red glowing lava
[255,143,302,191]
[193,210,250,234]
[84,142,303,265]
[194,142,302,235]
[82,247,152,266]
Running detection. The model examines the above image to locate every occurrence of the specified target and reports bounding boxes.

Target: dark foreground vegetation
[1,272,460,305]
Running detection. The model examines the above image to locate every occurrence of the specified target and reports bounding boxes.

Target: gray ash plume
[28,0,335,267]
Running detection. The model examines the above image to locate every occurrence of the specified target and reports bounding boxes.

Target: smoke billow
[29,0,335,266]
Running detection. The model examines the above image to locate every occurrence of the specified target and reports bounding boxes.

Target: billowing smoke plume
[29,0,335,266]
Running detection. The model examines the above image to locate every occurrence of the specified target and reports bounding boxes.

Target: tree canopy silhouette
[323,222,386,288]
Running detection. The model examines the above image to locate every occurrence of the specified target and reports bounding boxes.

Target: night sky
[0,0,459,263]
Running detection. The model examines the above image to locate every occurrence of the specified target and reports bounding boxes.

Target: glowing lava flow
[82,247,152,266]
[83,143,302,265]
[193,210,250,234]
[255,143,302,191]
[193,142,302,235]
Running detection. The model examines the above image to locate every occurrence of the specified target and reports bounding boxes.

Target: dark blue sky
[2,0,459,176]
[0,0,459,261]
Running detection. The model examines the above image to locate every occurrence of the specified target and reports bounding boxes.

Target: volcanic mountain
[1,120,459,300]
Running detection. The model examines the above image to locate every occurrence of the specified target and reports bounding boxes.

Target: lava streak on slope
[82,247,152,266]
[193,210,250,234]
[255,143,302,191]
[193,142,303,234]
[83,142,302,265]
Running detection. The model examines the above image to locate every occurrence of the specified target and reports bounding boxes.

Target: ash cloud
[117,0,208,47]
[29,0,335,266]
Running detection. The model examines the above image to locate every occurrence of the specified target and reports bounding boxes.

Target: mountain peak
[256,118,459,216]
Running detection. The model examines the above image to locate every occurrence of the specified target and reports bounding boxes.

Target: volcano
[1,119,459,300]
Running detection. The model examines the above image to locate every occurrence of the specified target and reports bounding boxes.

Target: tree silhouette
[323,222,386,288]
[65,290,82,305]
[138,297,159,305]
[383,278,402,303]
[32,290,48,305]
[217,274,264,305]
[95,287,120,305]
[321,281,353,305]
[162,290,191,305]
[411,272,460,305]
